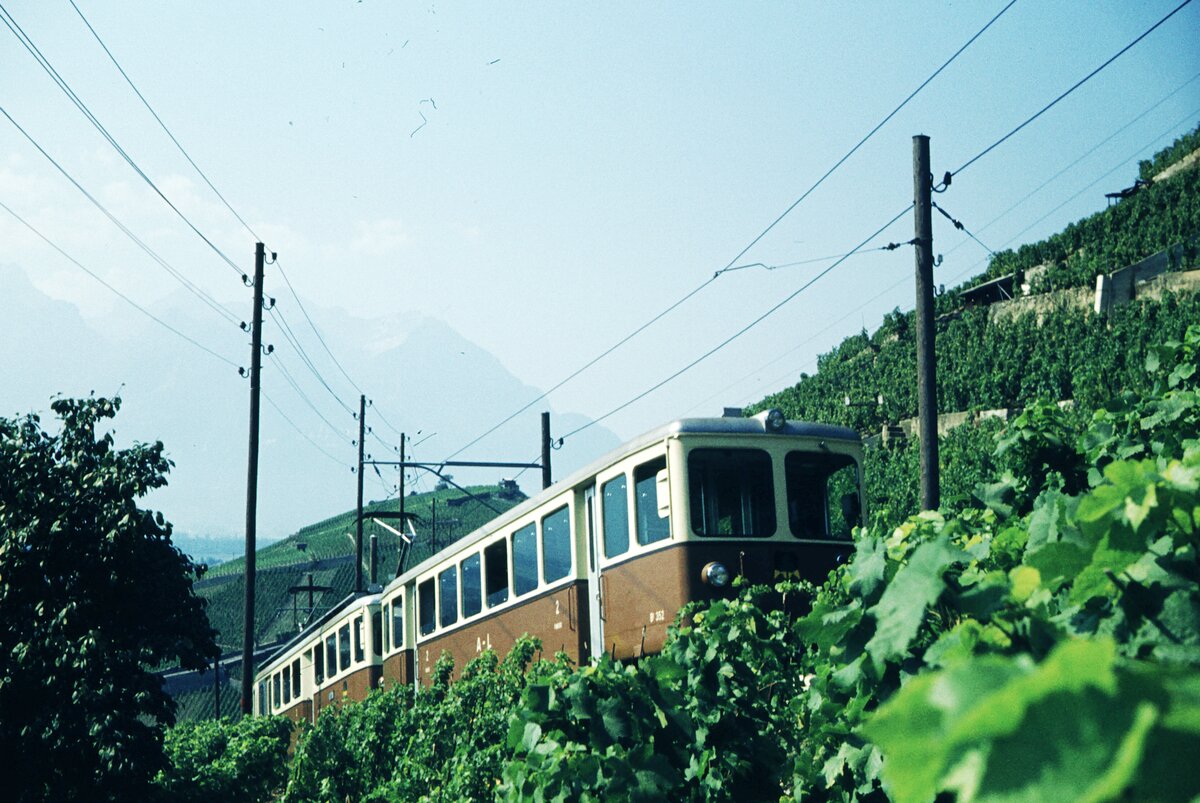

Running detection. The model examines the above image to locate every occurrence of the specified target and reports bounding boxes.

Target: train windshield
[688,448,776,537]
[784,452,859,540]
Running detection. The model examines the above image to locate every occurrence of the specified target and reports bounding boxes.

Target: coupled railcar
[255,409,863,719]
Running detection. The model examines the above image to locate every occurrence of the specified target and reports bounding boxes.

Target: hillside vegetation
[198,484,525,652]
[158,128,1200,800]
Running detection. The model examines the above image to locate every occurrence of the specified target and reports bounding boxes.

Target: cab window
[688,448,776,537]
[635,458,670,545]
[785,452,859,539]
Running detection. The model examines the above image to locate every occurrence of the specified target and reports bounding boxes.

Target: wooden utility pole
[541,412,552,490]
[913,135,940,511]
[240,241,266,716]
[355,394,366,593]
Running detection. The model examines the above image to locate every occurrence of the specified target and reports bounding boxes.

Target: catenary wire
[266,349,352,441]
[67,0,261,243]
[0,3,246,277]
[262,391,351,468]
[443,3,1016,461]
[947,0,1195,181]
[700,96,1200,412]
[946,79,1200,263]
[946,107,1200,287]
[558,204,915,442]
[0,103,241,326]
[0,198,239,369]
[268,305,356,416]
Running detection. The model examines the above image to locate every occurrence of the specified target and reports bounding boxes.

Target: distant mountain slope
[197,483,525,652]
[0,268,620,542]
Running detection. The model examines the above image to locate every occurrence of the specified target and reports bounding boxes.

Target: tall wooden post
[240,242,265,716]
[355,394,366,593]
[913,135,940,510]
[541,412,552,490]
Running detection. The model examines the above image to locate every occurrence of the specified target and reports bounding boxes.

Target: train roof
[384,410,860,592]
[257,589,379,677]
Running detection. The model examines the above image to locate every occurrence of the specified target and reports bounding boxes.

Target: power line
[931,201,993,255]
[274,260,366,396]
[268,304,356,416]
[262,391,351,469]
[0,3,245,278]
[0,103,242,327]
[67,0,261,244]
[947,106,1200,287]
[266,349,351,442]
[443,3,1014,461]
[947,0,1195,181]
[559,205,915,442]
[0,198,239,370]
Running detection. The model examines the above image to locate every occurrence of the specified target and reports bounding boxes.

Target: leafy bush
[285,638,542,802]
[155,715,292,802]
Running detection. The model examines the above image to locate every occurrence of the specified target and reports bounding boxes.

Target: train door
[584,485,605,661]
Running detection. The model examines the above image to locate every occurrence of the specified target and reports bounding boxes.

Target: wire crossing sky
[0,1,1196,540]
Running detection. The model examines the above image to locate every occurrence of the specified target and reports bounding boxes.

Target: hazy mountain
[0,264,621,542]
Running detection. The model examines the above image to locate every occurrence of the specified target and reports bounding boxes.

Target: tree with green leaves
[0,397,218,802]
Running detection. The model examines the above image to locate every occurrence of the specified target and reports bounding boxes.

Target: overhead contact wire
[947,0,1195,180]
[445,2,1015,461]
[0,104,240,326]
[0,199,239,370]
[0,4,245,277]
[68,0,261,243]
[560,205,915,441]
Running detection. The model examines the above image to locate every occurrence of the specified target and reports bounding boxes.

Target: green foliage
[500,586,816,801]
[1140,122,1200,181]
[155,715,292,802]
[285,638,542,802]
[0,397,218,802]
[197,485,524,651]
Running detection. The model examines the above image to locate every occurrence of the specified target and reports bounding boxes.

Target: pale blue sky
[2,1,1198,536]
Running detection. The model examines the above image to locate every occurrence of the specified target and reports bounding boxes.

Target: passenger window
[602,475,630,558]
[541,506,572,583]
[273,672,281,708]
[354,617,365,663]
[372,611,382,656]
[484,540,509,607]
[282,669,291,705]
[439,566,459,628]
[338,623,351,671]
[314,644,325,684]
[392,598,405,649]
[785,452,859,539]
[381,605,390,654]
[461,553,482,618]
[325,634,337,677]
[635,458,670,545]
[258,681,267,716]
[418,579,436,636]
[292,659,301,699]
[512,523,538,596]
[688,449,776,537]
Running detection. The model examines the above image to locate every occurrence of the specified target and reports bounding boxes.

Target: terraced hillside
[197,484,525,653]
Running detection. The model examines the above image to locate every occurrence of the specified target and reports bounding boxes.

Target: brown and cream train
[254,409,863,722]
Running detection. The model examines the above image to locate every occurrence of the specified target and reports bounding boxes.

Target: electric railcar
[255,409,863,722]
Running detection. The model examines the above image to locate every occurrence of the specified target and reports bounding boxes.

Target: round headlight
[765,408,786,432]
[702,561,730,588]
